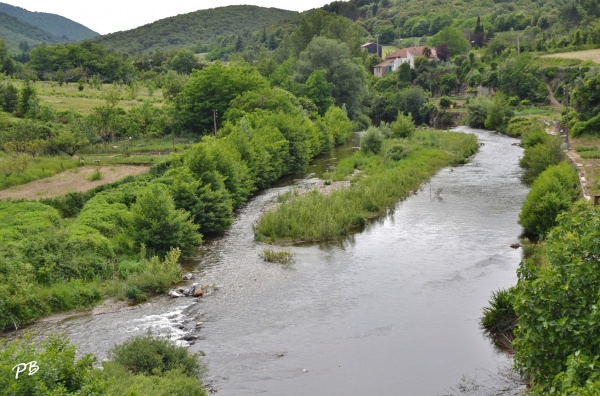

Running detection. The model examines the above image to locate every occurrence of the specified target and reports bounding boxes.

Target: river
[26,127,529,395]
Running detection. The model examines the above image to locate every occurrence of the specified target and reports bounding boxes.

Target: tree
[15,80,38,118]
[171,49,198,74]
[436,43,451,62]
[573,72,600,121]
[51,125,90,156]
[175,62,268,134]
[294,36,367,119]
[304,69,334,115]
[473,16,486,47]
[430,27,469,57]
[128,183,201,257]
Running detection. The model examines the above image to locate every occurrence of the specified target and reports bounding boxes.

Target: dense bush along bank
[255,127,478,243]
[0,92,354,330]
[0,333,208,395]
[478,115,600,391]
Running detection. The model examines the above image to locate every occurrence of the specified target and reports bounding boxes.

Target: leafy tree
[0,84,18,113]
[514,202,600,391]
[390,111,416,138]
[164,165,234,234]
[171,48,199,74]
[435,43,451,62]
[429,27,469,57]
[288,9,368,57]
[304,69,334,115]
[573,72,600,122]
[484,93,514,132]
[50,124,90,156]
[497,54,546,102]
[175,62,268,134]
[294,36,367,119]
[128,183,201,257]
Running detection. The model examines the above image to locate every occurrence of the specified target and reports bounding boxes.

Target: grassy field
[8,79,164,114]
[541,49,600,65]
[382,45,399,57]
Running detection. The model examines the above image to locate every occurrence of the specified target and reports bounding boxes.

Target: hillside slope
[89,5,297,54]
[0,12,63,49]
[0,2,98,41]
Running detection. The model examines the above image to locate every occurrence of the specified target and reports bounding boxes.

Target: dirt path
[545,81,562,107]
[0,165,150,200]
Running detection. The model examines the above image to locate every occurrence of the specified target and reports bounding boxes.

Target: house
[361,42,382,58]
[373,46,438,77]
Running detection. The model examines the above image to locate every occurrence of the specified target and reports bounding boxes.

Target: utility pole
[565,88,571,150]
[212,109,218,136]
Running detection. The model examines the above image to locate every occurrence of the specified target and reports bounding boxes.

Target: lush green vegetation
[255,127,478,242]
[90,6,296,55]
[0,333,207,395]
[0,3,98,44]
[261,248,293,264]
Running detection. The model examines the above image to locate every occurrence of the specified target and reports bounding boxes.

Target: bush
[390,112,415,138]
[514,203,600,390]
[109,333,202,377]
[360,126,384,154]
[519,162,580,238]
[385,143,411,161]
[481,287,518,349]
[519,134,565,186]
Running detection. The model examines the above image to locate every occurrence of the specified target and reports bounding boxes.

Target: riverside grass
[255,130,478,243]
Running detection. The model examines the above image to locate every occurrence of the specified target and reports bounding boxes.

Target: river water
[26,127,528,395]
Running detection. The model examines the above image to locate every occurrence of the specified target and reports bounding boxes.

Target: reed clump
[255,130,478,243]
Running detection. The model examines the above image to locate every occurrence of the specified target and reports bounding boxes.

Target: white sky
[2,1,339,35]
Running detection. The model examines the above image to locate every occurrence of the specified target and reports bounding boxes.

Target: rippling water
[24,127,529,395]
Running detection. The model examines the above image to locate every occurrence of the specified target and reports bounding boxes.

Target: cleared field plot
[542,49,600,64]
[0,165,149,200]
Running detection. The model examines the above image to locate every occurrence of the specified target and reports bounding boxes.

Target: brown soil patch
[0,165,150,200]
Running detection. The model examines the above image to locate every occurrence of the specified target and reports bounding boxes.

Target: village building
[361,42,383,58]
[373,46,438,77]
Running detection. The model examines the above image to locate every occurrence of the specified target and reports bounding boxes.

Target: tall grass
[0,155,80,190]
[256,130,478,242]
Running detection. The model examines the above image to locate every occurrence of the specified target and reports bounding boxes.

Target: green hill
[0,12,64,50]
[89,5,297,54]
[0,3,98,41]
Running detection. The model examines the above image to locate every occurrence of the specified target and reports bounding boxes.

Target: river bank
[14,127,529,395]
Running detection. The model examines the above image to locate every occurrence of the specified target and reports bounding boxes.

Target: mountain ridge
[88,5,297,54]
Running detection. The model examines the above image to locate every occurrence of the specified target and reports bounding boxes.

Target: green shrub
[360,126,384,154]
[390,112,415,138]
[514,203,600,390]
[261,248,293,264]
[519,162,580,238]
[125,283,147,302]
[519,135,565,186]
[109,333,202,377]
[481,287,518,349]
[385,143,411,161]
[88,169,103,181]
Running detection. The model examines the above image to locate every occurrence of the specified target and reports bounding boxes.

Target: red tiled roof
[385,46,437,60]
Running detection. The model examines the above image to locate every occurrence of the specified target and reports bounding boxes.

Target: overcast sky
[3,1,339,35]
